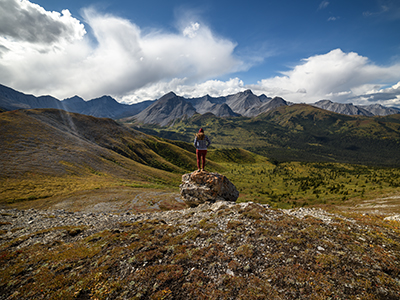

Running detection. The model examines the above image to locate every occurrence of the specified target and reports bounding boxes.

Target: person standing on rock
[194,128,211,172]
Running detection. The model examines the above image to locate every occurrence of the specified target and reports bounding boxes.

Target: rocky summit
[179,171,239,207]
[2,202,400,299]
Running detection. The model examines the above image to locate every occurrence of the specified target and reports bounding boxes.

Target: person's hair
[196,132,205,140]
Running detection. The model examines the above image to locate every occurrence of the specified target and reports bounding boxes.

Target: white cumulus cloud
[350,81,400,106]
[249,49,400,104]
[183,22,200,38]
[0,1,243,100]
[120,77,246,103]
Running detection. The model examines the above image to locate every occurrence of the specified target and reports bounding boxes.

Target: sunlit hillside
[0,109,205,207]
[128,104,400,167]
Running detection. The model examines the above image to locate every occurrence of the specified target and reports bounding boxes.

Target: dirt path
[335,194,400,215]
[8,187,187,213]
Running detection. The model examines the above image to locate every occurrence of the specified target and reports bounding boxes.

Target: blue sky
[0,0,400,107]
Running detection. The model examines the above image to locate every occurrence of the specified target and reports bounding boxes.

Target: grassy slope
[0,109,205,206]
[128,105,400,167]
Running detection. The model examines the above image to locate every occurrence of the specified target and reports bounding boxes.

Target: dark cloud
[366,92,399,102]
[0,45,9,57]
[351,84,400,103]
[0,0,85,44]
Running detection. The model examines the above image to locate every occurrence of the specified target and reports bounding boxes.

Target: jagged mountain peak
[134,92,196,126]
[242,89,254,95]
[224,89,267,117]
[158,91,178,102]
[259,94,272,102]
[0,84,154,118]
[271,96,286,102]
[91,95,118,103]
[314,99,332,105]
[62,96,86,104]
[368,104,384,108]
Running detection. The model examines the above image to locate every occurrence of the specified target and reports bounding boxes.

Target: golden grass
[0,173,187,212]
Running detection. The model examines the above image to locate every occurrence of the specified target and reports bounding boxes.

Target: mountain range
[0,84,155,119]
[312,99,400,117]
[1,84,399,126]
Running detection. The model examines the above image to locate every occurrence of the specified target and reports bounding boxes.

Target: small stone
[67,228,83,237]
[226,269,234,276]
[384,214,400,222]
[244,264,251,272]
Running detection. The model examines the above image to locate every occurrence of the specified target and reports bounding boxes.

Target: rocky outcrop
[179,171,239,207]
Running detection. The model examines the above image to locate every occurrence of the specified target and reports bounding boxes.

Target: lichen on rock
[179,170,239,207]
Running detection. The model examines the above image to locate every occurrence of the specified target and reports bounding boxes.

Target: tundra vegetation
[1,203,400,299]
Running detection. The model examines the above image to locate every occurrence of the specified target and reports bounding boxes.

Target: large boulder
[179,171,239,207]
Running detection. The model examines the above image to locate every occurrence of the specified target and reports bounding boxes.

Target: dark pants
[196,149,207,169]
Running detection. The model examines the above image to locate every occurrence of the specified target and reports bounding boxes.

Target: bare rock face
[179,171,239,207]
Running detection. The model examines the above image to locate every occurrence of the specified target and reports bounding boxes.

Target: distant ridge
[313,100,400,117]
[360,103,400,116]
[0,84,399,126]
[0,84,155,119]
